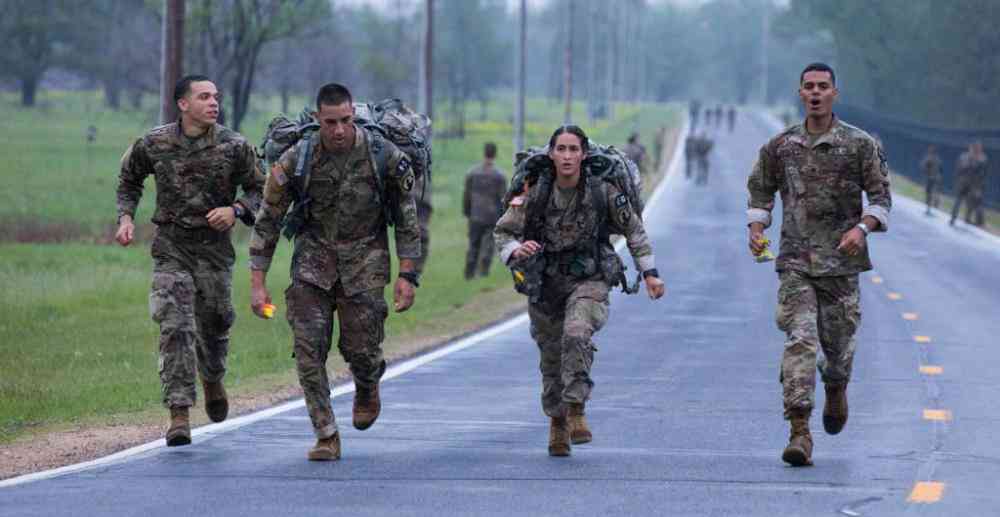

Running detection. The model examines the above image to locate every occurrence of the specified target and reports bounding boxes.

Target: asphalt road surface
[3,112,999,516]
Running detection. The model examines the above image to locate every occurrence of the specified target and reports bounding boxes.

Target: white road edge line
[1,109,690,489]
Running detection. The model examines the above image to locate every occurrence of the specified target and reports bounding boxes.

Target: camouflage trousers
[951,185,985,226]
[465,221,496,278]
[148,248,235,409]
[529,279,610,418]
[285,280,388,439]
[776,270,860,419]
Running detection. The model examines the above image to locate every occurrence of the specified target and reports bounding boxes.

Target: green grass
[0,90,679,443]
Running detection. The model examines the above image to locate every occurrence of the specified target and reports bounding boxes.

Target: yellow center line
[923,409,952,421]
[871,276,884,284]
[919,365,943,375]
[914,335,932,343]
[908,481,945,503]
[888,292,903,300]
[903,312,919,320]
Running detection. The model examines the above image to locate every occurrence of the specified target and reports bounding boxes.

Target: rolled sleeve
[500,241,521,266]
[862,205,890,233]
[747,207,772,228]
[636,254,656,272]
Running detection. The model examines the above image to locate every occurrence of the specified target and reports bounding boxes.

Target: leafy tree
[0,0,75,106]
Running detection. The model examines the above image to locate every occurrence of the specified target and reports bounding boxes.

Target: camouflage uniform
[920,151,942,211]
[695,135,713,185]
[622,142,648,176]
[117,122,263,409]
[462,163,507,278]
[249,126,420,439]
[950,151,988,226]
[495,178,655,418]
[746,117,892,419]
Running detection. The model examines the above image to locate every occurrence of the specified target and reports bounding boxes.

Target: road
[3,111,999,516]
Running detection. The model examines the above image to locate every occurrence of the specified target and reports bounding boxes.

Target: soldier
[248,83,421,461]
[950,141,988,226]
[653,125,666,172]
[727,105,736,133]
[115,74,264,446]
[462,142,507,279]
[684,133,696,179]
[622,133,648,177]
[746,63,891,467]
[495,125,666,457]
[695,131,714,185]
[689,99,702,130]
[920,144,942,215]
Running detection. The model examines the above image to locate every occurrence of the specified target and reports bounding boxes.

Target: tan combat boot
[782,411,814,467]
[567,402,592,444]
[202,379,229,423]
[548,416,571,457]
[165,407,191,447]
[353,382,381,431]
[823,383,848,435]
[307,432,342,461]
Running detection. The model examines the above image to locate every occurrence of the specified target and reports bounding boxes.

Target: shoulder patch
[510,195,525,207]
[614,193,628,207]
[396,156,411,177]
[271,164,288,186]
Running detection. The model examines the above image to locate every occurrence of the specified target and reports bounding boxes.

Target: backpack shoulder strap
[292,132,316,197]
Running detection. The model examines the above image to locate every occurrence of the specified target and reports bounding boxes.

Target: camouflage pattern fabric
[463,164,507,225]
[285,280,388,439]
[466,222,495,278]
[747,117,893,277]
[249,125,421,295]
[530,280,609,417]
[411,169,433,274]
[117,122,262,409]
[495,177,655,417]
[921,152,942,209]
[777,270,859,419]
[951,151,988,225]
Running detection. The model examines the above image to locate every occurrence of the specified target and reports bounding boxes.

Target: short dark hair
[800,62,836,86]
[316,83,353,110]
[484,142,497,159]
[548,125,590,153]
[174,74,212,103]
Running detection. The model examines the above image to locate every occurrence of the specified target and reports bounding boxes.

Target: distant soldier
[689,99,702,130]
[462,142,507,279]
[115,74,264,446]
[653,125,666,172]
[684,133,696,179]
[622,132,648,176]
[495,125,665,457]
[950,141,989,226]
[727,106,736,133]
[747,63,891,467]
[920,144,942,214]
[694,132,714,185]
[715,105,724,128]
[249,83,421,461]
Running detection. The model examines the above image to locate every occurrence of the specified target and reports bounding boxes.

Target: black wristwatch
[232,204,245,219]
[642,268,659,279]
[399,271,421,287]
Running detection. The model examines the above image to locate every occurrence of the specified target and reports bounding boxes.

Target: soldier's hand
[748,224,766,255]
[251,285,272,319]
[645,276,666,300]
[512,240,542,261]
[206,206,236,231]
[393,277,415,313]
[115,216,135,247]
[836,228,867,256]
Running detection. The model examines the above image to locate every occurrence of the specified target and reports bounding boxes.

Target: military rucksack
[504,143,643,297]
[259,99,432,239]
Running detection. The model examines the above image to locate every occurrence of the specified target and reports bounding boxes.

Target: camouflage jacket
[116,122,263,229]
[920,153,942,182]
[746,117,892,277]
[249,125,420,296]
[494,175,655,279]
[955,151,988,191]
[463,163,507,225]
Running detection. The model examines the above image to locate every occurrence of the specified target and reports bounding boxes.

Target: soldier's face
[549,133,585,179]
[799,71,837,118]
[317,102,355,152]
[178,81,220,127]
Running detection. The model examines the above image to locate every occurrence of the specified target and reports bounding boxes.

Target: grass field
[0,90,680,443]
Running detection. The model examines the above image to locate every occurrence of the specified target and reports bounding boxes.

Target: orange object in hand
[262,303,276,319]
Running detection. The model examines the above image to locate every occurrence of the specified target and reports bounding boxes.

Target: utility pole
[563,0,573,125]
[159,0,184,124]
[423,0,434,125]
[514,0,526,151]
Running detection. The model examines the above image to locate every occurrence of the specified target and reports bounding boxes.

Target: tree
[0,0,75,106]
[187,0,330,131]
